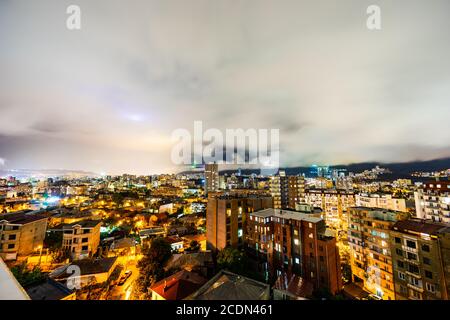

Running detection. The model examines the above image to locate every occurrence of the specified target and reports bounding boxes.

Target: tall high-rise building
[347,207,409,300]
[390,219,450,300]
[270,172,305,209]
[414,181,450,223]
[206,193,273,251]
[204,163,219,195]
[246,207,342,294]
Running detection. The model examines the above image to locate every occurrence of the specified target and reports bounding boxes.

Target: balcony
[401,245,418,254]
[407,283,424,293]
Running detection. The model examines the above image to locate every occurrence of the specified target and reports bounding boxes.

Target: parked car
[118,270,132,286]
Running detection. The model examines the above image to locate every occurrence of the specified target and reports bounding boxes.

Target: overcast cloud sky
[1,0,450,175]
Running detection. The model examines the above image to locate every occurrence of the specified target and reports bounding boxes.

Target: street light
[37,245,43,266]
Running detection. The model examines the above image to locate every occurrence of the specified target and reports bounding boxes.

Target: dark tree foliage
[135,237,172,298]
[187,240,200,252]
[216,247,250,276]
[44,231,63,250]
[10,263,47,288]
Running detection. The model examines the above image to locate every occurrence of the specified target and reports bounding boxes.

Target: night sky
[1,0,450,175]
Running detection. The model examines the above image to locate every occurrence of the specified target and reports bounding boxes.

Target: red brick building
[246,208,342,295]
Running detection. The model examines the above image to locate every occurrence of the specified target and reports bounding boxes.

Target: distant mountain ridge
[180,157,450,179]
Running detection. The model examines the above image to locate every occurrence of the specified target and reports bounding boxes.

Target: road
[108,257,140,300]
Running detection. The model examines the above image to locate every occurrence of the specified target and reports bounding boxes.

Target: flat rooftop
[393,218,450,235]
[250,208,322,223]
[62,220,102,229]
[26,279,74,300]
[0,212,47,225]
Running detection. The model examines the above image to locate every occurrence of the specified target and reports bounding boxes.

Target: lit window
[295,258,300,264]
[294,239,299,245]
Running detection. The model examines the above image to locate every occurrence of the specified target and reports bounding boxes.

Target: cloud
[0,0,450,174]
[0,158,5,166]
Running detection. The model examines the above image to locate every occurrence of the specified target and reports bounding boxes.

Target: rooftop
[62,220,102,229]
[26,279,74,300]
[392,218,450,236]
[150,270,207,300]
[51,257,117,279]
[273,273,313,299]
[0,212,47,225]
[189,270,270,300]
[250,208,322,223]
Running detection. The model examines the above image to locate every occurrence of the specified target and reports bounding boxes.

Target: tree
[217,247,246,275]
[135,237,173,299]
[341,263,352,284]
[10,263,47,288]
[188,240,200,252]
[44,231,63,250]
[51,248,71,263]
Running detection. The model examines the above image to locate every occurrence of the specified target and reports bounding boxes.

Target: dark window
[395,237,401,244]
[82,238,88,243]
[82,245,88,251]
[396,248,403,256]
[7,244,15,249]
[423,257,431,265]
[422,244,430,252]
[320,256,324,262]
[406,240,416,249]
[397,261,404,268]
[408,264,419,274]
[425,270,433,279]
[8,234,16,240]
[407,252,417,260]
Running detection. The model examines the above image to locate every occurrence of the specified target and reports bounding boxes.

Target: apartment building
[414,181,450,223]
[62,220,101,260]
[347,207,409,300]
[304,189,355,230]
[356,193,407,213]
[270,171,305,209]
[204,163,219,195]
[390,219,450,300]
[246,207,342,294]
[0,212,48,261]
[206,193,272,251]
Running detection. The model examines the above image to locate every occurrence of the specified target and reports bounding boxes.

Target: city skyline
[1,0,450,175]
